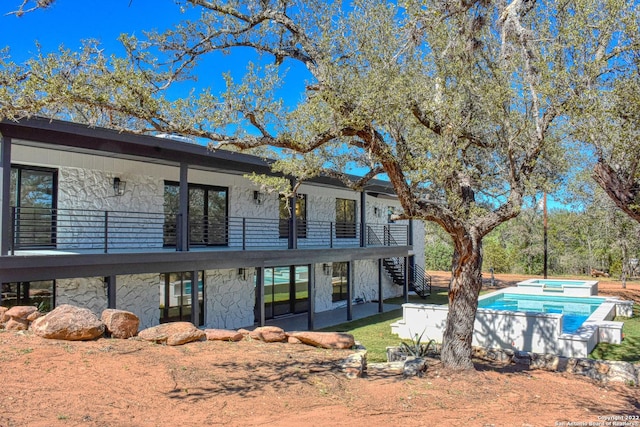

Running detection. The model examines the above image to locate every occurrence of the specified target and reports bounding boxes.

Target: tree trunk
[441,236,483,370]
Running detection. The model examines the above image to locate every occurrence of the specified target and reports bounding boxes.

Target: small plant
[399,330,435,358]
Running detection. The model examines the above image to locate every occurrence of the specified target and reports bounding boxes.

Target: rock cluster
[1,305,356,352]
[205,326,356,350]
[474,347,640,385]
[1,306,41,331]
[0,304,138,341]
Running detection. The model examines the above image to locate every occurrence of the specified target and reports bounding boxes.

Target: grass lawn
[320,287,449,362]
[589,303,640,362]
[322,287,640,364]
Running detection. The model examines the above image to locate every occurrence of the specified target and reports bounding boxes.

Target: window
[279,194,307,239]
[335,198,356,238]
[1,280,55,312]
[164,182,228,246]
[331,262,349,302]
[10,165,57,247]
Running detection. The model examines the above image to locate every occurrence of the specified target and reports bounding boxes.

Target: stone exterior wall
[313,263,334,313]
[56,277,107,316]
[204,269,255,329]
[57,167,164,212]
[353,259,402,302]
[116,273,160,330]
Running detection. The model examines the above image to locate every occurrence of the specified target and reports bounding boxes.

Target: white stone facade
[204,269,256,329]
[116,273,161,330]
[56,277,107,315]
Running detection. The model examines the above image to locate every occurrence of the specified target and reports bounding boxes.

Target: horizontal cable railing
[9,207,409,254]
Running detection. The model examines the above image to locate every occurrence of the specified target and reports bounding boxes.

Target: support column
[288,196,297,250]
[346,261,353,321]
[307,263,315,331]
[106,275,116,309]
[255,267,265,327]
[178,162,189,251]
[403,257,409,303]
[1,136,12,255]
[191,270,199,326]
[360,191,367,247]
[408,219,414,245]
[378,258,383,313]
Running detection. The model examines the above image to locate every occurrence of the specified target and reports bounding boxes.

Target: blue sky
[1,1,310,103]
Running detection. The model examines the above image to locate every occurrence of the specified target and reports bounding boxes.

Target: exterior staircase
[366,226,431,298]
[382,257,432,298]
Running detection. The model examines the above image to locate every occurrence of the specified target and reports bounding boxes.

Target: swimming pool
[391,287,632,357]
[478,293,606,333]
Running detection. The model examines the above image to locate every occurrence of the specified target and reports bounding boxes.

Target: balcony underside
[0,245,413,283]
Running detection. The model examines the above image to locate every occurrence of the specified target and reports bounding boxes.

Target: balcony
[7,207,410,255]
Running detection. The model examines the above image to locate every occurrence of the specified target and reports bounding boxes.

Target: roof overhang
[0,117,397,193]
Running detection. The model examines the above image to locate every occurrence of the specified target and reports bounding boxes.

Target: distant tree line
[424,193,640,279]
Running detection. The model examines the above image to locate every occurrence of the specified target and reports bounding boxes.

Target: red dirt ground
[1,272,639,427]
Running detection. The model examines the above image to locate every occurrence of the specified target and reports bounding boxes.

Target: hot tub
[516,278,598,296]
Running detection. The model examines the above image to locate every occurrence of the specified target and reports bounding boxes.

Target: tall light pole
[543,192,548,279]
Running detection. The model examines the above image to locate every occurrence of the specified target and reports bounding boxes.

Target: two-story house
[0,117,429,330]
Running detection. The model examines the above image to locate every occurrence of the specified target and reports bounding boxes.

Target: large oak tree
[2,0,638,370]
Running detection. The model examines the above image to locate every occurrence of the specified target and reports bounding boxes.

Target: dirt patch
[1,272,638,426]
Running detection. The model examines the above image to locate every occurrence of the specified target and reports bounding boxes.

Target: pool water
[528,279,589,287]
[478,293,605,333]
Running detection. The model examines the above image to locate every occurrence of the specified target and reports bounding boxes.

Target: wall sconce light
[253,190,263,205]
[237,268,247,280]
[322,263,332,275]
[113,177,126,196]
[374,207,381,217]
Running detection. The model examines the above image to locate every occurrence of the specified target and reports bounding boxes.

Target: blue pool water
[478,293,605,333]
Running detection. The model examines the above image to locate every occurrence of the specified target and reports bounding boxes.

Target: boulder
[138,322,205,346]
[0,306,10,323]
[101,309,140,339]
[5,306,40,330]
[5,318,29,331]
[287,336,303,344]
[6,305,38,321]
[205,329,244,342]
[288,331,355,349]
[26,311,42,322]
[30,305,105,341]
[250,326,287,343]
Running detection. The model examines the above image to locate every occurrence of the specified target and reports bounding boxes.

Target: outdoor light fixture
[113,177,126,196]
[323,263,332,275]
[253,190,263,205]
[237,268,247,280]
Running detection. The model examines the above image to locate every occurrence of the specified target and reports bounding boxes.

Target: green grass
[589,303,640,362]
[319,309,403,362]
[320,287,449,362]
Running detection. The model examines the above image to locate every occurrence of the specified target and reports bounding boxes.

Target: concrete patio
[253,301,402,332]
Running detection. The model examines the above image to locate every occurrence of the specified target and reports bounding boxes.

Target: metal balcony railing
[8,207,409,254]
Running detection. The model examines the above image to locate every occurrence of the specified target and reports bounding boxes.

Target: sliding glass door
[259,265,309,319]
